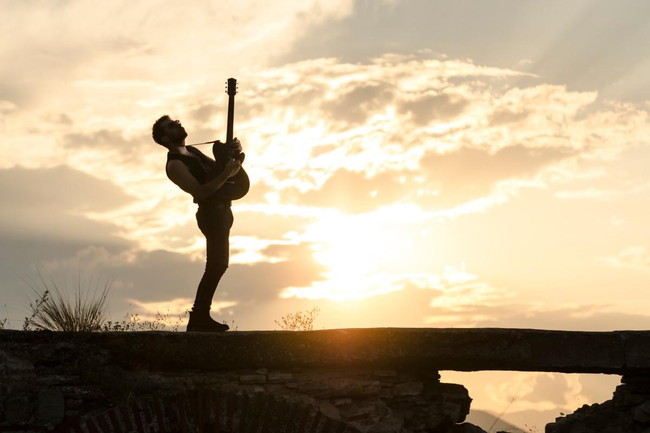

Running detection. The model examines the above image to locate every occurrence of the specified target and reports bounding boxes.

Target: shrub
[22,270,111,332]
[102,311,188,332]
[274,307,320,331]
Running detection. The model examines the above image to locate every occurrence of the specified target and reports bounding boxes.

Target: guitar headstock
[226,78,237,96]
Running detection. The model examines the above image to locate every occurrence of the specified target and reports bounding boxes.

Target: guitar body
[212,77,249,201]
[212,141,250,200]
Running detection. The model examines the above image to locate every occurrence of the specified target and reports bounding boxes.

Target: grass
[102,310,189,332]
[274,307,320,331]
[18,269,193,333]
[22,269,111,332]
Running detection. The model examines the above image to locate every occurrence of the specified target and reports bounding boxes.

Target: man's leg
[187,205,233,332]
[191,263,228,315]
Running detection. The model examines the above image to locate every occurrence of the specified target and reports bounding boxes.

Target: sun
[312,219,381,276]
[288,210,416,300]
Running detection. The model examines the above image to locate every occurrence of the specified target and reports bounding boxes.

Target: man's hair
[152,115,171,146]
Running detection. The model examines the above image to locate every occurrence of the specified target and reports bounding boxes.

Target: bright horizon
[1,0,649,430]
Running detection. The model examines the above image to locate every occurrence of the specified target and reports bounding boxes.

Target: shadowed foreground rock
[2,327,650,432]
[547,376,650,433]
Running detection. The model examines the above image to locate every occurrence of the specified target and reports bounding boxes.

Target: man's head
[152,115,188,148]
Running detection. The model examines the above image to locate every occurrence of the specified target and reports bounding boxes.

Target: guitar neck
[226,78,236,143]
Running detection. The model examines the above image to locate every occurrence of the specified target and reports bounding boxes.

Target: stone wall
[0,330,476,433]
[5,327,650,432]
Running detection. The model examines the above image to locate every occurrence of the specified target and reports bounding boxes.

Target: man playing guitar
[151,115,247,332]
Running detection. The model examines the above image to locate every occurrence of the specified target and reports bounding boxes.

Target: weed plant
[22,270,111,332]
[103,311,189,332]
[274,307,319,331]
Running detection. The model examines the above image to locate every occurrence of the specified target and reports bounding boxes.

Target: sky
[1,0,649,430]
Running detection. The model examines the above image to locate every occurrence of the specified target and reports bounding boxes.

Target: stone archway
[58,389,360,433]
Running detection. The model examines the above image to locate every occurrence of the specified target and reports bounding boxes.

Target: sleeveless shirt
[167,147,231,206]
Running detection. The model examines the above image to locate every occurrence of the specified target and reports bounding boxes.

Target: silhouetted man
[152,115,243,332]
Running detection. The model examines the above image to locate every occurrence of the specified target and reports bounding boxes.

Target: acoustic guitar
[192,78,250,201]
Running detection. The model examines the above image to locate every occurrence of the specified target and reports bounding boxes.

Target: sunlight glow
[280,211,421,300]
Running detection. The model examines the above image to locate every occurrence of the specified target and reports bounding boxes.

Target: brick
[372,370,397,377]
[85,418,101,433]
[97,413,111,433]
[268,372,294,383]
[308,411,326,433]
[119,406,134,431]
[164,397,181,432]
[145,398,157,431]
[132,400,147,433]
[260,394,277,433]
[331,398,351,407]
[107,408,123,432]
[176,395,191,433]
[151,396,168,432]
[240,374,267,384]
[393,382,423,396]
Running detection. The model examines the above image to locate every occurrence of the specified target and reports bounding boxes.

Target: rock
[239,374,266,384]
[393,382,423,396]
[34,389,64,427]
[568,420,587,433]
[318,400,341,420]
[633,401,650,424]
[373,370,397,377]
[368,417,403,433]
[268,372,293,383]
[5,395,33,424]
[451,422,488,433]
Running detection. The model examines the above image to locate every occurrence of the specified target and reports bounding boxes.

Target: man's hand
[229,137,242,154]
[212,138,245,163]
[223,158,241,179]
[229,138,245,163]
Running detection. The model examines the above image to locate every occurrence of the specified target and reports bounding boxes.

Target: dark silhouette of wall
[3,328,650,432]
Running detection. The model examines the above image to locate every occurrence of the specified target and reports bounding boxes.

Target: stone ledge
[1,327,649,374]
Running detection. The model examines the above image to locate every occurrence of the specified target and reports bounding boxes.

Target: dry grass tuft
[23,268,110,332]
[274,307,320,331]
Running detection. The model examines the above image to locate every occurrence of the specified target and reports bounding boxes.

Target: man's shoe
[186,311,230,332]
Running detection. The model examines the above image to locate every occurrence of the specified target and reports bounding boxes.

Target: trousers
[192,203,233,313]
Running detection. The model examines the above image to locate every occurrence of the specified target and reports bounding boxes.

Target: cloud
[43,237,328,302]
[128,297,237,317]
[0,166,135,252]
[427,290,650,332]
[230,55,648,222]
[295,169,408,213]
[0,165,134,212]
[62,129,150,159]
[417,144,576,210]
[4,52,648,262]
[322,82,394,125]
[602,246,650,270]
[484,372,584,412]
[0,0,356,108]
[267,141,575,214]
[400,92,469,125]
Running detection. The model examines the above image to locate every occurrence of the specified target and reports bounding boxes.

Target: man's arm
[166,158,241,201]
